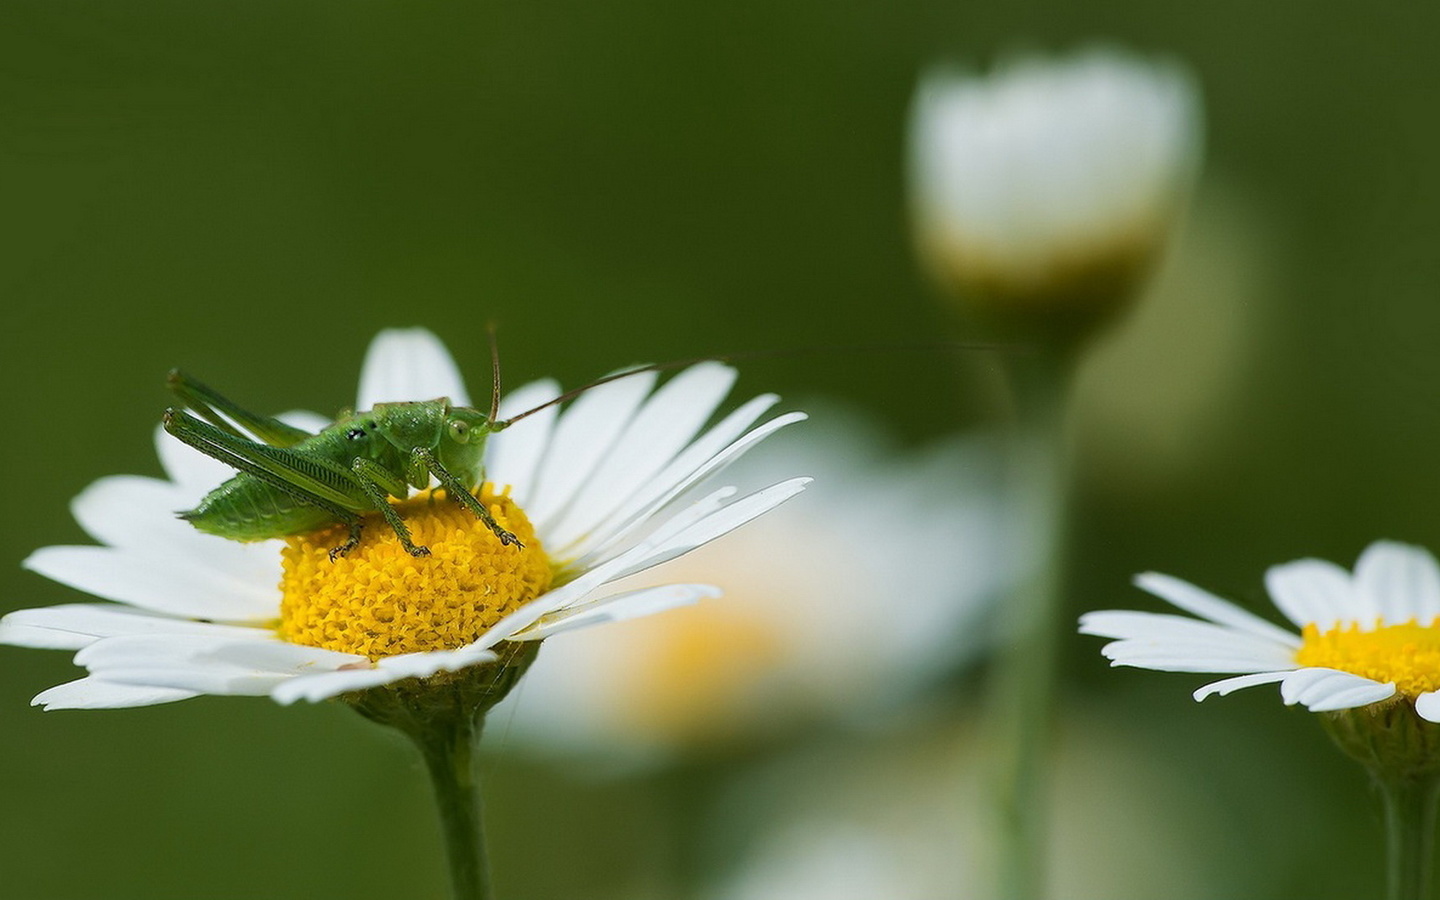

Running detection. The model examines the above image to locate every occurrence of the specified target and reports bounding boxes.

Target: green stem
[416,712,494,900]
[346,650,539,900]
[1380,774,1440,900]
[988,348,1076,900]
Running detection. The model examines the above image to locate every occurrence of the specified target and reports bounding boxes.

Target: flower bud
[909,47,1203,344]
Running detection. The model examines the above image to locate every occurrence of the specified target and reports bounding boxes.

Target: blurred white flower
[700,713,1228,900]
[706,823,918,900]
[494,409,1012,765]
[909,46,1202,330]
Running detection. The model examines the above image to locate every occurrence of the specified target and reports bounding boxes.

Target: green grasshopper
[162,347,687,561]
[163,370,519,561]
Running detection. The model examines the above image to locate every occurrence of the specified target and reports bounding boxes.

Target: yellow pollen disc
[277,486,551,661]
[1296,618,1440,698]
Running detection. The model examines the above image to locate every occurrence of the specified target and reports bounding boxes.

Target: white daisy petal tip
[32,677,200,711]
[1415,691,1440,723]
[357,327,471,410]
[1190,671,1292,703]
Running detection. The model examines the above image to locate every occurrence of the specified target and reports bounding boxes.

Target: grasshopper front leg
[350,458,431,558]
[411,447,524,548]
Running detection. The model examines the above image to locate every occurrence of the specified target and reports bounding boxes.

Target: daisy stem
[989,346,1077,900]
[1378,773,1440,900]
[347,650,539,900]
[417,711,494,900]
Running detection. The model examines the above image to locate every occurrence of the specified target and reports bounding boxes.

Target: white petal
[1263,559,1364,630]
[569,404,800,566]
[1306,682,1399,712]
[155,423,236,491]
[1080,609,1283,643]
[1101,640,1295,674]
[157,408,321,488]
[66,475,282,589]
[1354,541,1440,625]
[486,379,562,504]
[71,475,199,550]
[0,603,260,651]
[1081,611,1298,674]
[277,409,332,434]
[356,328,471,409]
[375,645,500,680]
[544,364,738,552]
[1415,691,1440,723]
[1191,671,1292,702]
[1133,572,1300,646]
[516,584,719,640]
[1280,668,1395,712]
[270,645,499,704]
[75,631,359,671]
[524,371,658,530]
[270,667,402,704]
[24,546,277,622]
[33,677,199,710]
[73,633,365,696]
[600,478,812,585]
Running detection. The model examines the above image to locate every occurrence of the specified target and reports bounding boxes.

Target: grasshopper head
[438,407,494,487]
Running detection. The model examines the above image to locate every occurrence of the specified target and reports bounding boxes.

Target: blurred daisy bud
[908,46,1203,344]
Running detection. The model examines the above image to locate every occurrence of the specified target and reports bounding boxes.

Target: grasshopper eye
[448,419,471,443]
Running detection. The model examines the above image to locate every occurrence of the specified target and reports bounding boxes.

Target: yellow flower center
[277,486,552,661]
[1296,618,1440,698]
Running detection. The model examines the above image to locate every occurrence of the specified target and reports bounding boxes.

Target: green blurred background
[3,1,1439,898]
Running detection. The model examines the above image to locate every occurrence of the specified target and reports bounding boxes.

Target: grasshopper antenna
[494,357,727,429]
[486,321,502,424]
[492,338,1009,430]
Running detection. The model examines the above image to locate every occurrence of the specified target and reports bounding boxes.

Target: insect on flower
[162,332,660,561]
[1,328,812,709]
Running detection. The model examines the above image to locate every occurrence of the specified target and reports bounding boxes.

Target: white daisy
[0,328,808,710]
[495,409,1012,763]
[1081,540,1440,719]
[909,45,1202,314]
